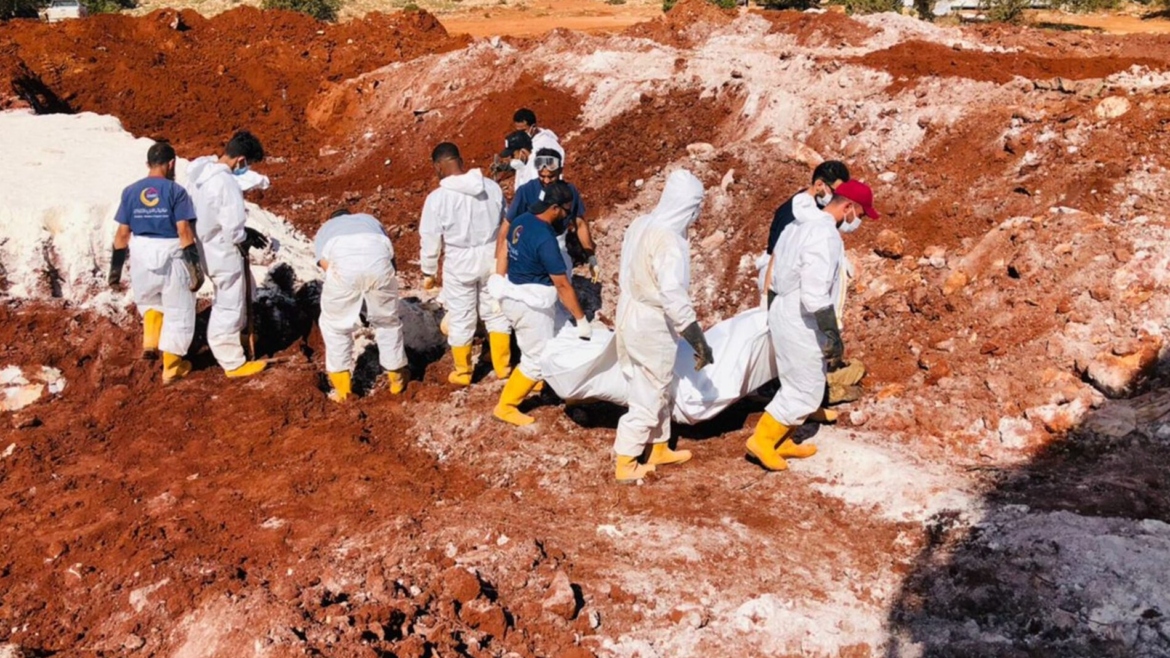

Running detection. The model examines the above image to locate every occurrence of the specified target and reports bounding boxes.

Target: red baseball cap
[835,180,879,219]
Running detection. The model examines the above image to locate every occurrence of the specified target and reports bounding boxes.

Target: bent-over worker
[491,181,592,426]
[315,209,408,402]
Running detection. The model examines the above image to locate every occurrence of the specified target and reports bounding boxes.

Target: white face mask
[510,159,525,171]
[839,206,862,234]
[816,191,833,208]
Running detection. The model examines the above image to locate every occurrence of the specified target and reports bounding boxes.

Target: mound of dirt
[856,39,1164,91]
[0,7,467,157]
[623,0,737,48]
[762,8,877,48]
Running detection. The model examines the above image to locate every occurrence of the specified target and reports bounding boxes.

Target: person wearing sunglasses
[502,148,598,284]
[746,180,878,473]
[491,181,592,427]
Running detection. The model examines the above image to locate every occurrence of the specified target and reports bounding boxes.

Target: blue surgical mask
[233,163,250,176]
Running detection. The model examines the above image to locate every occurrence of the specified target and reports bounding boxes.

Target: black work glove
[242,227,269,251]
[814,306,845,369]
[766,289,776,309]
[181,244,205,292]
[108,246,128,287]
[681,321,714,370]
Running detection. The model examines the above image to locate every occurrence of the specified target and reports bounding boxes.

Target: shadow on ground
[885,357,1170,657]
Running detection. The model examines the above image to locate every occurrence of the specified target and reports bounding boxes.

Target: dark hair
[329,208,351,219]
[147,140,176,166]
[535,147,562,160]
[513,108,537,126]
[540,180,574,207]
[225,130,265,163]
[431,142,461,162]
[811,161,850,186]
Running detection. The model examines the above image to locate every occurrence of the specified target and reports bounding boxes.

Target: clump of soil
[0,7,468,157]
[623,0,737,48]
[856,39,1163,91]
[762,8,876,47]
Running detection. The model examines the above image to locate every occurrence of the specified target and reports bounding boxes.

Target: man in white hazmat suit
[108,141,205,384]
[419,142,513,385]
[490,181,592,426]
[187,130,270,379]
[315,208,408,402]
[746,180,878,471]
[612,169,714,483]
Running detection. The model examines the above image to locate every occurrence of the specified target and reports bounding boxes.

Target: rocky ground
[2,1,1170,656]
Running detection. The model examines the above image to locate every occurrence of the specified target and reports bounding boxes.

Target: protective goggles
[534,155,562,172]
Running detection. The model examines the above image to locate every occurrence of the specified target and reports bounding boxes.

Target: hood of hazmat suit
[419,168,504,280]
[612,169,705,457]
[617,169,705,332]
[515,129,564,192]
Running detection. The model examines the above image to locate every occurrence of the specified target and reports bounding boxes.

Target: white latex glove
[576,318,592,341]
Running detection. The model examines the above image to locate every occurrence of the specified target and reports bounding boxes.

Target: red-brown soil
[856,39,1162,91]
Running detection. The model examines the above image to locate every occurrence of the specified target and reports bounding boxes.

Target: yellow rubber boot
[226,360,267,378]
[615,455,655,483]
[808,407,838,424]
[448,345,473,387]
[745,412,792,472]
[142,310,163,360]
[777,438,817,459]
[488,332,513,380]
[328,371,351,403]
[387,368,408,395]
[161,352,192,385]
[648,443,692,466]
[493,370,538,426]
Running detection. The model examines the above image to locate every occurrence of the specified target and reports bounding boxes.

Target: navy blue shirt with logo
[506,212,567,287]
[506,179,586,233]
[114,177,197,239]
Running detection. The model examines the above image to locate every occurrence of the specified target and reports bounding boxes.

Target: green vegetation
[844,0,901,13]
[1,0,44,19]
[664,0,738,11]
[262,0,342,21]
[981,0,1027,23]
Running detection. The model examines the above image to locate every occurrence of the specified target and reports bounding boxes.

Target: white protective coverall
[187,156,252,372]
[612,170,706,458]
[315,214,406,374]
[513,129,564,192]
[129,234,196,356]
[419,168,511,347]
[490,275,558,381]
[765,192,845,426]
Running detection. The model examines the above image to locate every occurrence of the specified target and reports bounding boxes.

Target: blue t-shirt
[506,213,567,287]
[114,177,196,239]
[506,179,586,233]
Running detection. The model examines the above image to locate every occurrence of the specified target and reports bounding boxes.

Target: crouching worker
[108,140,204,384]
[491,181,592,426]
[314,209,408,402]
[613,170,712,483]
[747,181,878,471]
